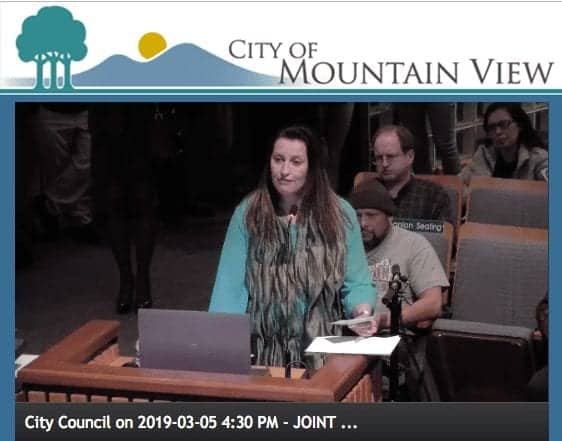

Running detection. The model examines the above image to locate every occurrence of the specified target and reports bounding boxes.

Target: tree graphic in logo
[16,6,87,90]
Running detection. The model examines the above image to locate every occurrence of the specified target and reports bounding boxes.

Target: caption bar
[16,402,547,441]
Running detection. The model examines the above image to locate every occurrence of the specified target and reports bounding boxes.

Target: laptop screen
[138,309,251,375]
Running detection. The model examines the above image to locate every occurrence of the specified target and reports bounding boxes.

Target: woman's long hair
[483,102,546,149]
[245,125,348,245]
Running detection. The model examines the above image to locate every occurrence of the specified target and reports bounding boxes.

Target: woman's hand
[350,313,392,336]
[348,304,378,337]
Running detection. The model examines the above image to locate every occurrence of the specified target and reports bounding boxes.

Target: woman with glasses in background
[460,102,548,184]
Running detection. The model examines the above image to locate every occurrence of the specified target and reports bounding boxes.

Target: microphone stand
[385,287,401,401]
[383,269,406,401]
[381,267,432,401]
[284,205,298,378]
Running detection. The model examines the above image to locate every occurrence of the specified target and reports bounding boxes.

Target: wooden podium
[17,320,382,403]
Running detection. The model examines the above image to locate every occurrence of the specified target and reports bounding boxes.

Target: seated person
[348,180,448,332]
[528,293,548,401]
[348,180,449,400]
[460,102,548,184]
[209,125,376,370]
[369,124,452,223]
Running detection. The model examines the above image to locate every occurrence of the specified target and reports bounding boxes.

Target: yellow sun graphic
[138,32,167,59]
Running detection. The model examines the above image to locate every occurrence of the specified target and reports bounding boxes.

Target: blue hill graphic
[72,43,279,87]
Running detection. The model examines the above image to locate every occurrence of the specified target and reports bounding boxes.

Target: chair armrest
[432,318,534,341]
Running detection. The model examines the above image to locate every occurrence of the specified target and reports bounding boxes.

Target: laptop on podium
[138,309,251,375]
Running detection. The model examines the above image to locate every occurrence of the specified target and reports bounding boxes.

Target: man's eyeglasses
[486,119,514,133]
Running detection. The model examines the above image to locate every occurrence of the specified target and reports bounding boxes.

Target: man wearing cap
[371,124,452,223]
[348,179,449,333]
[349,180,449,400]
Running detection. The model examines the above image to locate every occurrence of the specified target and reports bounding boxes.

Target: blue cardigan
[209,197,376,318]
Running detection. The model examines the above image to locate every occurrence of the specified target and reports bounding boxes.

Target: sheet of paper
[305,335,401,357]
[331,316,375,326]
[15,353,39,378]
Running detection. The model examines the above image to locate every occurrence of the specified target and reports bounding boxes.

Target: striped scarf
[246,212,346,369]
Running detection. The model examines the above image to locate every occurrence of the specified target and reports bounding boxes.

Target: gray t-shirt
[366,225,450,313]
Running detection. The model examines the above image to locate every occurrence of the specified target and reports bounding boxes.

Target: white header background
[0,1,560,88]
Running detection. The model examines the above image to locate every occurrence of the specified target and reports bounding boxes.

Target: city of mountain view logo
[14,6,277,89]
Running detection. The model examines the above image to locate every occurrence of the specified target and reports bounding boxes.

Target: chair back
[417,221,454,306]
[416,221,454,276]
[467,176,548,228]
[353,171,377,188]
[451,222,547,328]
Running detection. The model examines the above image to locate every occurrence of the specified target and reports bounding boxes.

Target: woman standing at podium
[209,125,376,369]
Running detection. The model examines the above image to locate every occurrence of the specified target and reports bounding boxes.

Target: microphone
[285,204,298,378]
[382,287,394,306]
[382,264,407,336]
[390,264,402,290]
[382,264,402,306]
[288,204,298,225]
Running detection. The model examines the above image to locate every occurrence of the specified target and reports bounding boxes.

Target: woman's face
[486,108,521,148]
[270,137,309,200]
